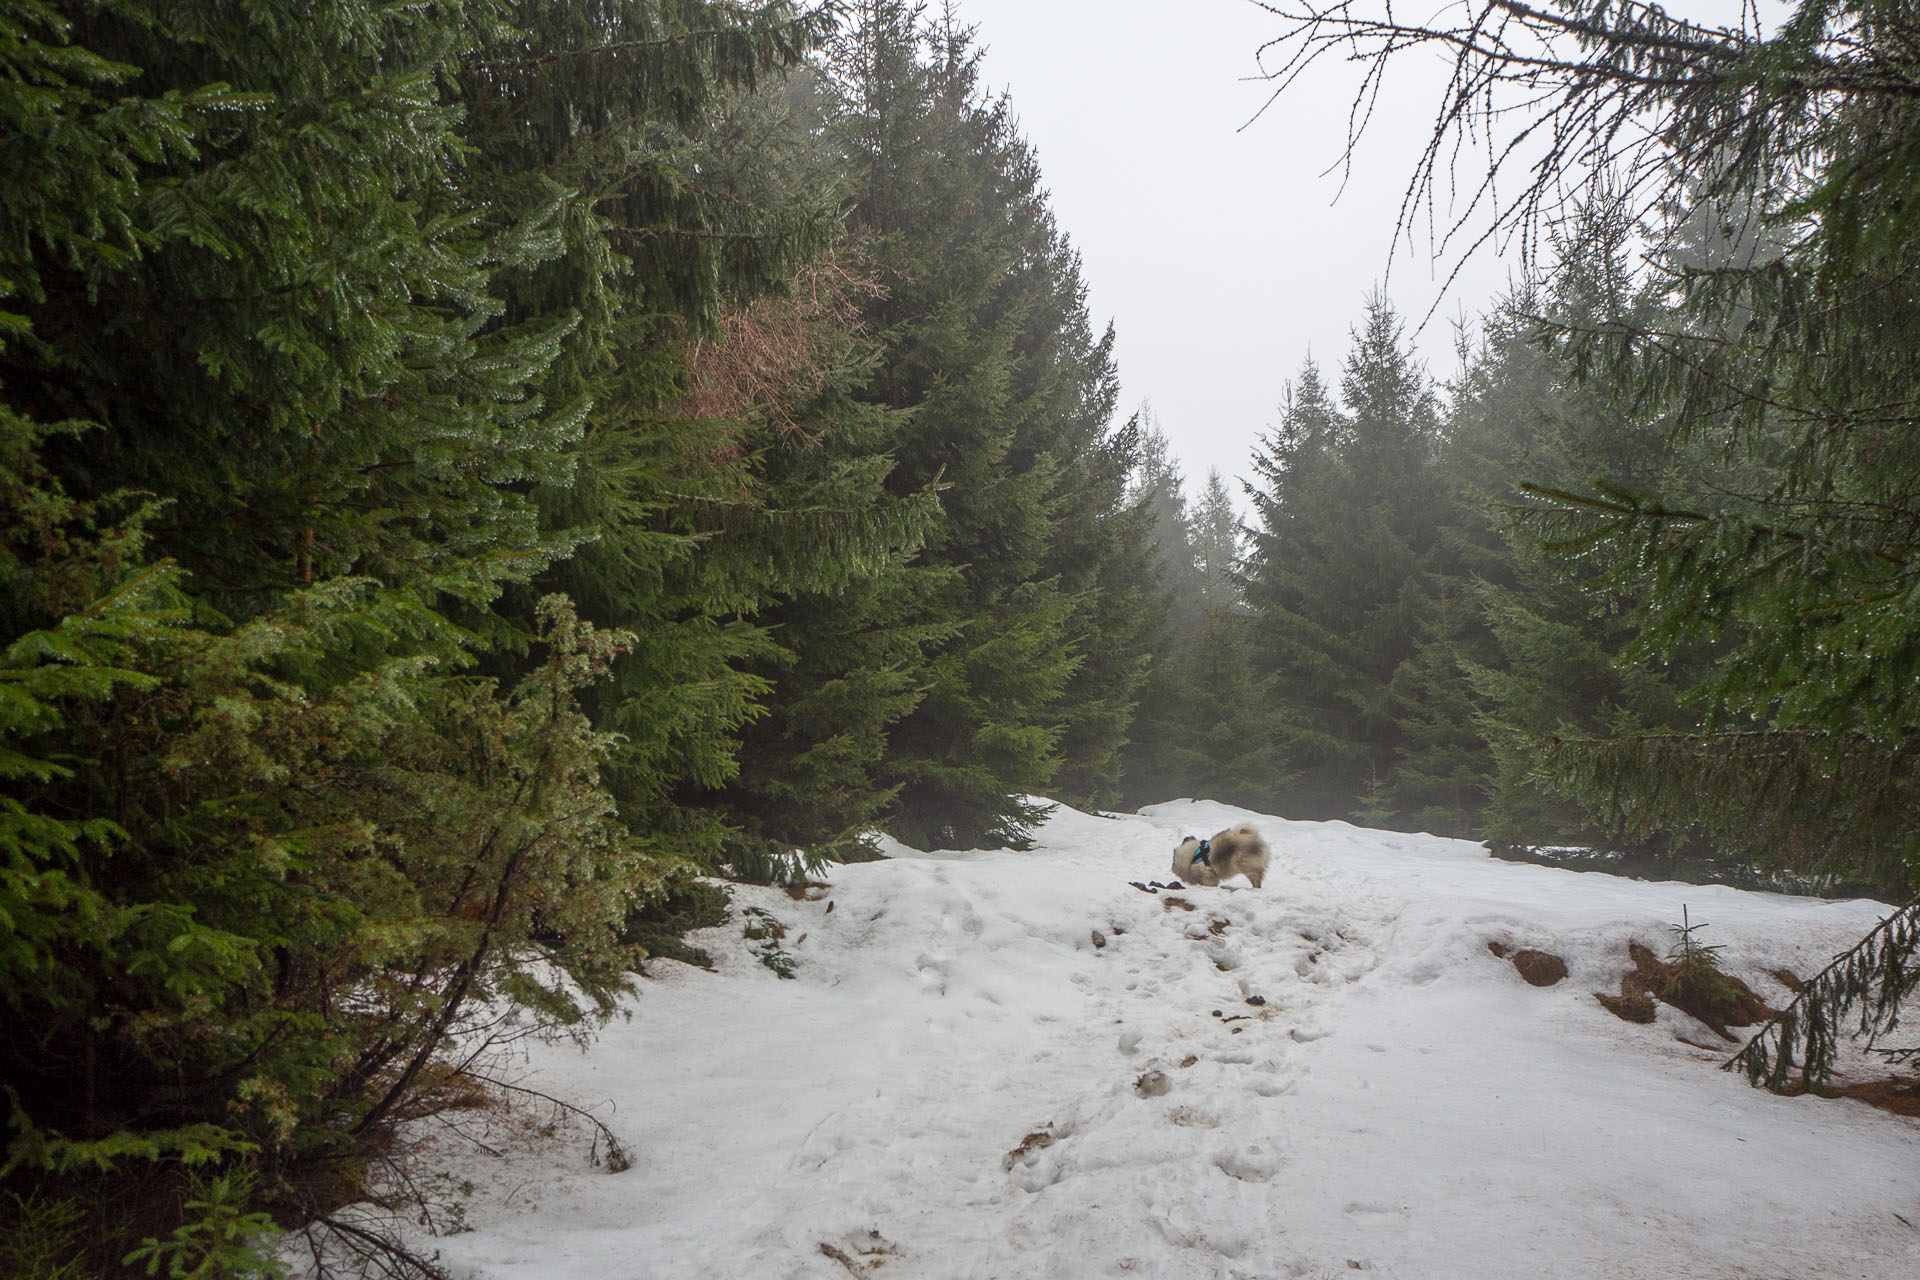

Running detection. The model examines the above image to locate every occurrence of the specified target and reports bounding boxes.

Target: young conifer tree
[1186,469,1279,806]
[1241,301,1447,822]
[1117,418,1209,803]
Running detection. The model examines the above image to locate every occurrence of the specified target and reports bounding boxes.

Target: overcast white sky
[950,0,1520,498]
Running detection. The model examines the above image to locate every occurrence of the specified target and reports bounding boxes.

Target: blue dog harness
[1190,838,1212,866]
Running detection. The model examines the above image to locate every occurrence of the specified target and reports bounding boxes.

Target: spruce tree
[1379,586,1490,836]
[687,237,948,874]
[826,2,1145,846]
[1193,470,1243,623]
[1430,215,1710,859]
[1136,413,1206,621]
[1118,443,1271,810]
[1182,469,1278,806]
[466,3,855,883]
[1116,417,1207,803]
[1241,301,1447,821]
[1239,357,1355,815]
[1031,280,1152,812]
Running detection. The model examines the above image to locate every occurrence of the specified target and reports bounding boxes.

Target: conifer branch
[459,13,833,76]
[1728,900,1920,1090]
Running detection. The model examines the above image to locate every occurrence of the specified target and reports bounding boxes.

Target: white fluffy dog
[1171,823,1270,888]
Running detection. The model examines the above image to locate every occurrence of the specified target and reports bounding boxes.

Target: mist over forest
[3,2,1916,1274]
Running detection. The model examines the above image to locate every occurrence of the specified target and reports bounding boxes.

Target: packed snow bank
[384,801,1918,1279]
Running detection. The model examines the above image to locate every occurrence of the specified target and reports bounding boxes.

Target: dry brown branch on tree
[666,248,890,435]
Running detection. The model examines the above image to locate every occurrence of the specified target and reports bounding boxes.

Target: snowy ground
[379,800,1919,1279]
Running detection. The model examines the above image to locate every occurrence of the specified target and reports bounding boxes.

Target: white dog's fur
[1171,823,1270,888]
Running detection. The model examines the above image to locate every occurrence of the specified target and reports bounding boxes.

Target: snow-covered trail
[393,800,1919,1280]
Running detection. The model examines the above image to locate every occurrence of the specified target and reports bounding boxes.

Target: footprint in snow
[913,953,948,996]
[1213,1144,1282,1182]
[1166,1105,1218,1128]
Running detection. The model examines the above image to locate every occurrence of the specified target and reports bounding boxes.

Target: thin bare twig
[457,1068,633,1174]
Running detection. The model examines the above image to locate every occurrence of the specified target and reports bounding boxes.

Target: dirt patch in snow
[1772,1075,1920,1119]
[1594,987,1658,1025]
[1514,951,1568,987]
[1833,1078,1920,1118]
[819,1232,899,1277]
[1584,950,1920,1120]
[1004,1126,1056,1170]
[1489,941,1567,987]
[1592,942,1772,1040]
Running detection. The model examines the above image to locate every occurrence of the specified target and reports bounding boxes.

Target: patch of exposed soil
[819,1231,900,1277]
[1488,941,1569,987]
[1593,942,1772,1040]
[1777,1076,1920,1120]
[1594,989,1657,1024]
[1835,1078,1920,1118]
[1514,951,1569,987]
[1004,1126,1055,1169]
[1768,967,1805,993]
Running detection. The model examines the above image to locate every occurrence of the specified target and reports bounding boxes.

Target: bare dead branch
[299,1213,453,1280]
[456,1067,634,1174]
[1242,0,1920,294]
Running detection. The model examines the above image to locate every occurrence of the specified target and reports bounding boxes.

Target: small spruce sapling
[121,1171,284,1280]
[0,1192,91,1280]
[1662,906,1749,1028]
[742,906,797,978]
[1667,905,1725,975]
